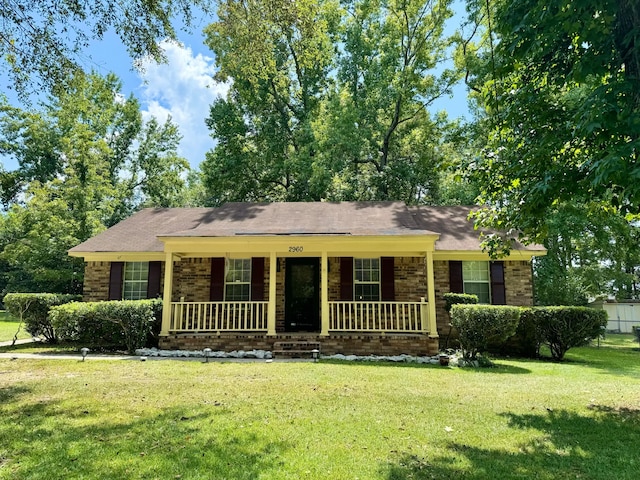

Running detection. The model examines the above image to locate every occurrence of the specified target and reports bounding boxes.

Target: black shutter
[210,258,225,301]
[449,261,463,293]
[340,257,354,301]
[251,257,265,301]
[108,262,124,300]
[381,257,395,301]
[147,261,162,298]
[490,261,506,305]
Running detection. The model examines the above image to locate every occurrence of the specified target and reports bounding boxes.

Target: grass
[0,311,32,343]
[0,336,638,479]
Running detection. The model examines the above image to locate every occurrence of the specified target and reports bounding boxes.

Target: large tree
[1,0,211,95]
[202,0,461,205]
[464,0,640,251]
[0,72,189,294]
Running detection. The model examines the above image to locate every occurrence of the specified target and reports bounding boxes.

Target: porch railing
[328,301,426,333]
[170,301,269,332]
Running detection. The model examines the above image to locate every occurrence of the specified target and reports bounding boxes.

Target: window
[354,258,380,301]
[123,262,149,300]
[225,259,251,301]
[463,261,491,304]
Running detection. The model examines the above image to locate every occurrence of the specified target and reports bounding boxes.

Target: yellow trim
[433,249,545,261]
[159,235,439,257]
[70,252,166,262]
[160,251,175,336]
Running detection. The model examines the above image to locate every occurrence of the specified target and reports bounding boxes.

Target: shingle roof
[408,205,542,251]
[68,202,545,254]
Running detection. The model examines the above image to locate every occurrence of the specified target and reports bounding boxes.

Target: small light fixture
[80,347,90,362]
[203,347,212,363]
[311,349,320,363]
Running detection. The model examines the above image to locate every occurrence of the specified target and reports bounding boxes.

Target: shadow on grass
[559,344,640,378]
[382,406,640,480]
[0,393,288,480]
[321,359,532,374]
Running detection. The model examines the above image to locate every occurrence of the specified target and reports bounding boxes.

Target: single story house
[69,202,545,356]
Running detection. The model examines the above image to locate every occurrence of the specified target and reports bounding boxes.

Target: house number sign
[288,246,304,253]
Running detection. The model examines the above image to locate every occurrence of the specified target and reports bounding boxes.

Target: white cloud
[138,40,229,168]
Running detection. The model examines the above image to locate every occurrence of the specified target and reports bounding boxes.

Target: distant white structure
[590,301,640,333]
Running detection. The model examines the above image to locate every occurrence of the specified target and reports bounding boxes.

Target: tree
[464,0,640,251]
[0,71,189,294]
[202,0,461,205]
[1,0,211,95]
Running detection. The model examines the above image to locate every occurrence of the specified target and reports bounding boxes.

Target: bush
[532,306,607,360]
[488,307,542,358]
[443,293,478,313]
[50,299,162,353]
[450,304,522,361]
[3,293,81,343]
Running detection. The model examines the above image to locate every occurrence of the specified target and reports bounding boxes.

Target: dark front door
[285,258,320,332]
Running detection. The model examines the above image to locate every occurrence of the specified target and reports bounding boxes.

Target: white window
[225,259,251,301]
[463,261,491,304]
[123,262,149,300]
[354,258,380,301]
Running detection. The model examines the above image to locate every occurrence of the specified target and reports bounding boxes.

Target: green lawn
[0,337,638,480]
[0,311,32,343]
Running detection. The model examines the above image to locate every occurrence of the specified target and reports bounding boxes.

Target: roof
[68,202,545,254]
[408,205,542,252]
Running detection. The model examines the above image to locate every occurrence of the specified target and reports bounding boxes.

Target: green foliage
[465,0,640,254]
[531,307,608,361]
[450,304,521,361]
[533,202,640,303]
[443,292,478,313]
[202,0,462,205]
[1,0,210,95]
[489,307,542,359]
[0,72,188,294]
[631,326,639,346]
[2,293,81,343]
[50,299,162,353]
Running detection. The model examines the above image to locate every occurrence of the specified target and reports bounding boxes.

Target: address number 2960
[288,246,304,253]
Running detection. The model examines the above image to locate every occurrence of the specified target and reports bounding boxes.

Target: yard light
[311,349,320,363]
[80,347,90,362]
[203,347,212,363]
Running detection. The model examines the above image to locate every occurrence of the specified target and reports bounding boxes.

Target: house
[69,202,545,356]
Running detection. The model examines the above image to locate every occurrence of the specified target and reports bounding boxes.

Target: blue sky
[1,1,470,171]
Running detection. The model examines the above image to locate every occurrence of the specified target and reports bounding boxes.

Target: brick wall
[432,259,535,337]
[160,333,439,356]
[83,261,111,301]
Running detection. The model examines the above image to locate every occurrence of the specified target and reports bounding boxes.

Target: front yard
[0,336,638,479]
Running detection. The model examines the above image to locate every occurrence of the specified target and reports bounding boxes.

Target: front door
[285,258,320,332]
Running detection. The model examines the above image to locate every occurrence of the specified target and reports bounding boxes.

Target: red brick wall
[160,333,439,356]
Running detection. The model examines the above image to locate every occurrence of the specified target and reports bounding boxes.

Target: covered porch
[158,234,440,355]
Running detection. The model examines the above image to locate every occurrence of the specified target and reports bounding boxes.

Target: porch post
[320,251,329,336]
[425,250,439,338]
[267,251,277,336]
[160,252,175,336]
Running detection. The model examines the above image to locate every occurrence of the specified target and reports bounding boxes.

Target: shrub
[50,299,162,353]
[533,306,608,360]
[3,293,81,343]
[634,326,640,347]
[443,293,478,313]
[450,304,522,361]
[488,307,542,358]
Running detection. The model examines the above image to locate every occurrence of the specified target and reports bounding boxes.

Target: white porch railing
[329,301,427,333]
[170,301,269,332]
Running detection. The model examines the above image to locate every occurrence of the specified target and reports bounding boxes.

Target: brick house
[69,202,545,356]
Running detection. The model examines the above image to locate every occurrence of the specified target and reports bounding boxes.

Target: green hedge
[531,306,607,360]
[443,293,478,313]
[50,299,162,353]
[3,293,82,343]
[450,304,522,361]
[488,307,542,358]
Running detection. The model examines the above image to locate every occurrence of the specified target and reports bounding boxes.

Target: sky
[1,1,470,171]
